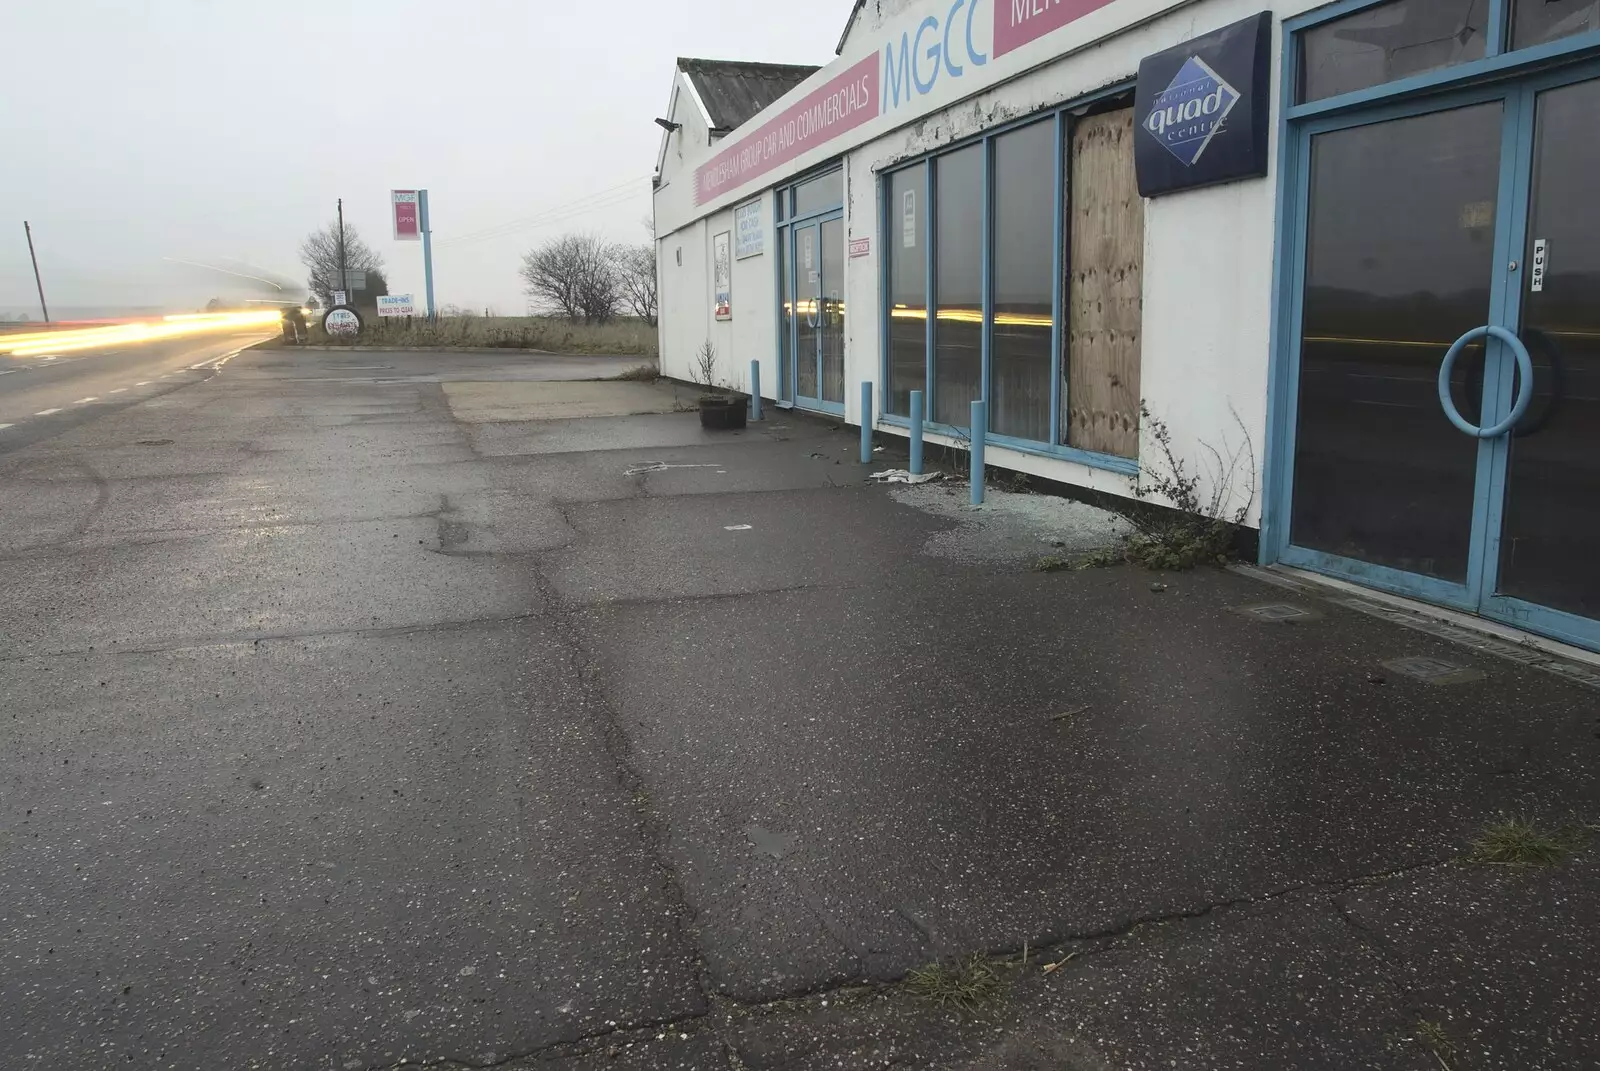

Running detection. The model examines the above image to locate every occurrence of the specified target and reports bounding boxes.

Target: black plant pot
[698,395,748,430]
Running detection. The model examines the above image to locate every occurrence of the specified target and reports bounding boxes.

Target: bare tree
[519,233,621,323]
[299,222,384,309]
[614,243,658,326]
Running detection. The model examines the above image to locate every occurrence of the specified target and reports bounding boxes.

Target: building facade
[652,0,1600,651]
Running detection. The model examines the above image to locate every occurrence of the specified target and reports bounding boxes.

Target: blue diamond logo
[1143,55,1239,167]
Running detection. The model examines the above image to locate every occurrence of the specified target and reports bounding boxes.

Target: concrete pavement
[1,346,1595,1069]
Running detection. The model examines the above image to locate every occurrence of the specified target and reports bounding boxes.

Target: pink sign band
[993,0,1119,57]
[695,53,881,206]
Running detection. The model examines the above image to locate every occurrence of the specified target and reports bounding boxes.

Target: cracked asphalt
[2,347,1597,1070]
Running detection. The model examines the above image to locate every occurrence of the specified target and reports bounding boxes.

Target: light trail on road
[0,310,282,358]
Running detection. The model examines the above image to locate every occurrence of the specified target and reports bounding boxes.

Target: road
[0,331,273,450]
[1,344,1595,1070]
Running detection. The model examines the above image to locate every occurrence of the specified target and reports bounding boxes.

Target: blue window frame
[1262,0,1600,650]
[877,82,1141,477]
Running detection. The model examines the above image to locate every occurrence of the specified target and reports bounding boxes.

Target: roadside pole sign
[376,294,416,317]
[392,190,421,241]
[332,290,348,306]
[392,187,435,319]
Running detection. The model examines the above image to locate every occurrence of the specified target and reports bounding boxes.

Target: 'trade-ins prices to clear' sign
[392,190,420,241]
[694,0,1126,206]
[377,294,416,317]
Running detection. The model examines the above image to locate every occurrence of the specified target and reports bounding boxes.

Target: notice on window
[802,231,815,269]
[902,189,916,248]
[734,200,764,259]
[713,231,732,321]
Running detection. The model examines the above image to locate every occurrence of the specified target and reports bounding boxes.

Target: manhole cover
[1381,656,1486,685]
[136,439,173,446]
[1235,602,1321,622]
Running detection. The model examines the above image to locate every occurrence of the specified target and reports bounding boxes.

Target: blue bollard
[860,381,874,464]
[969,399,986,506]
[749,360,762,421]
[908,389,924,476]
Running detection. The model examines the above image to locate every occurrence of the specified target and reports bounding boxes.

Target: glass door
[1285,97,1512,604]
[1481,73,1600,642]
[793,222,821,405]
[819,218,846,405]
[787,217,845,413]
[1281,69,1600,650]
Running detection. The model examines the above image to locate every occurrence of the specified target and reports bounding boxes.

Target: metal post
[419,189,436,321]
[908,389,924,475]
[23,221,49,323]
[969,399,986,506]
[336,199,347,306]
[749,359,762,421]
[860,381,874,464]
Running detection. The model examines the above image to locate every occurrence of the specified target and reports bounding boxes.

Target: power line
[435,191,651,252]
[434,177,651,248]
[436,176,647,244]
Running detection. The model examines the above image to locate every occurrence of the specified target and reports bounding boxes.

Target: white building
[652,0,1600,652]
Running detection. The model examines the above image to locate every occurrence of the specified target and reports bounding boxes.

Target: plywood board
[1068,108,1144,458]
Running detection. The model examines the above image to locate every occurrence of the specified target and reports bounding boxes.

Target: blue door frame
[1263,3,1600,651]
[783,212,845,414]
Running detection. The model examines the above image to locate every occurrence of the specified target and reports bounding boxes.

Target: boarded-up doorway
[1067,108,1144,458]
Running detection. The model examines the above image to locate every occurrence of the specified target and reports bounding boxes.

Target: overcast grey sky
[0,0,842,316]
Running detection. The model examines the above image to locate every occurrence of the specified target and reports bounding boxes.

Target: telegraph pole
[23,221,50,323]
[336,198,348,306]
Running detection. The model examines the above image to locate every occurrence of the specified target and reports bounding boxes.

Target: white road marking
[0,423,13,431]
[42,355,59,361]
[109,388,127,393]
[723,524,753,531]
[35,408,61,416]
[73,397,97,404]
[0,369,16,376]
[135,381,150,385]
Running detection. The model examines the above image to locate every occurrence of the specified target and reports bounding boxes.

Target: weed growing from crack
[612,363,658,382]
[1468,814,1581,866]
[904,955,1002,1011]
[1032,554,1075,573]
[1414,1017,1460,1070]
[1121,403,1257,571]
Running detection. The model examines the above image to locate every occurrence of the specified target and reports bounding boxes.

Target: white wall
[658,196,782,400]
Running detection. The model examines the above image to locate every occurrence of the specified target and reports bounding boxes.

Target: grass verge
[309,316,657,355]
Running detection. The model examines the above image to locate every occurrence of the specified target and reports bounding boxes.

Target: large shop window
[882,99,1144,461]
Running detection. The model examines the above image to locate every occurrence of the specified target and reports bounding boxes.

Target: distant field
[310,316,658,356]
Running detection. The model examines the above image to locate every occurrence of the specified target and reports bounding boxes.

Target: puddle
[743,824,794,859]
[888,484,1129,564]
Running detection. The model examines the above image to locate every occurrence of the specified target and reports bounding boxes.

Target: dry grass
[904,956,1002,1011]
[611,363,659,382]
[1414,1018,1459,1070]
[310,315,656,356]
[1468,814,1580,866]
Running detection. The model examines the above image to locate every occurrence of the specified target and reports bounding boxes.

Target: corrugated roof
[677,58,821,134]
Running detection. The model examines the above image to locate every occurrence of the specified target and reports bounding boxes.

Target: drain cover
[1381,656,1486,685]
[1235,602,1321,622]
[136,439,173,446]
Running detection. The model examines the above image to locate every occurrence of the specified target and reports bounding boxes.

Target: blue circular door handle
[1437,324,1534,438]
